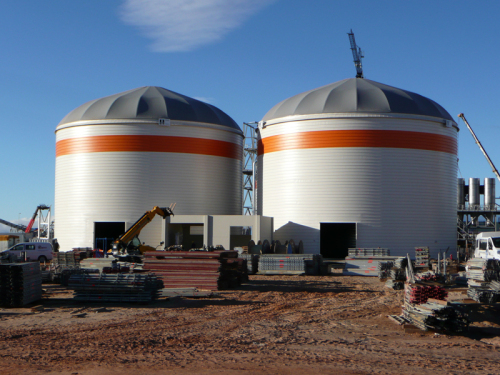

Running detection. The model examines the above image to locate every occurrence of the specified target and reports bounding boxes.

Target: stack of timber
[466,258,500,303]
[0,262,42,307]
[402,300,469,333]
[68,273,163,303]
[257,254,322,275]
[142,251,247,290]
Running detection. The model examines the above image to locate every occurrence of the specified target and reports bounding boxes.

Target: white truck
[474,232,500,260]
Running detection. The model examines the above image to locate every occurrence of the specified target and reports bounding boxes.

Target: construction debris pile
[466,258,500,303]
[0,262,42,307]
[68,273,163,303]
[142,251,247,291]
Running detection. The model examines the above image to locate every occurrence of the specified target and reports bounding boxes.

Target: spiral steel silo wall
[484,178,496,210]
[457,178,465,209]
[469,178,481,209]
[257,115,458,258]
[55,121,243,252]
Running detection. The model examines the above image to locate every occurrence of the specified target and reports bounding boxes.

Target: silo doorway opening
[94,222,125,252]
[320,223,356,259]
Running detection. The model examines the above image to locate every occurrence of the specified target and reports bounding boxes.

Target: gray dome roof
[59,86,240,130]
[262,78,454,122]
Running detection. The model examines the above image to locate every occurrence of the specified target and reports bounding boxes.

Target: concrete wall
[163,215,273,250]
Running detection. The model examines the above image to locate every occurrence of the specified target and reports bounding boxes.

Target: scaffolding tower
[242,122,258,215]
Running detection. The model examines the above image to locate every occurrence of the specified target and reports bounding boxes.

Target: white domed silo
[257,78,458,258]
[55,86,243,252]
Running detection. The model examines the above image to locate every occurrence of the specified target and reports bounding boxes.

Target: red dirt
[0,275,499,374]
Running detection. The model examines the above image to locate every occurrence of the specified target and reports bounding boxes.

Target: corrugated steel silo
[257,78,458,258]
[484,178,496,210]
[55,86,243,251]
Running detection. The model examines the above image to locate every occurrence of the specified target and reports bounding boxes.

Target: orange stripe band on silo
[56,135,242,160]
[257,130,457,155]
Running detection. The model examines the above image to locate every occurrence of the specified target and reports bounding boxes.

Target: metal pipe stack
[257,254,322,275]
[0,262,42,307]
[142,251,247,291]
[466,259,500,303]
[404,283,448,305]
[68,273,163,303]
[377,261,394,279]
[403,301,469,333]
[239,253,259,274]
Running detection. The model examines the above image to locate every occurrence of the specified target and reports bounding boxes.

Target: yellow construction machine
[111,204,175,260]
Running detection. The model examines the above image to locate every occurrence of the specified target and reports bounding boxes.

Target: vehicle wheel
[38,256,47,263]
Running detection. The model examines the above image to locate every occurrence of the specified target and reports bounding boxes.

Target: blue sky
[1,0,499,230]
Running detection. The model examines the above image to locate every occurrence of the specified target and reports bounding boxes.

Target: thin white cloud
[120,0,275,52]
[193,96,215,104]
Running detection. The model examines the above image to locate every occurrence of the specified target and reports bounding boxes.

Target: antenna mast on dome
[348,29,364,78]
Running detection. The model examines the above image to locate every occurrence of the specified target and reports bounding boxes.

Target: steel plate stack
[466,258,500,282]
[403,301,469,333]
[257,254,322,275]
[466,258,500,303]
[68,273,163,303]
[142,251,247,291]
[0,262,42,307]
[239,254,259,274]
[348,248,390,257]
[378,261,394,279]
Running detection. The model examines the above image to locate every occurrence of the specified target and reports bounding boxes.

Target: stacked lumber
[142,251,247,291]
[0,262,42,307]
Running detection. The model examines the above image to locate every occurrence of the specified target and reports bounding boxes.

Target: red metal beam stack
[142,251,247,291]
[404,283,448,304]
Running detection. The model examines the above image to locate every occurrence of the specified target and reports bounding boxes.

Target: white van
[1,242,53,262]
[475,232,500,260]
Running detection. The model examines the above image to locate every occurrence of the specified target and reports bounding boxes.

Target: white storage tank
[55,86,243,251]
[257,78,458,258]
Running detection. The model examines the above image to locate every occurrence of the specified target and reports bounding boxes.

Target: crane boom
[458,113,500,183]
[25,204,50,233]
[348,29,364,78]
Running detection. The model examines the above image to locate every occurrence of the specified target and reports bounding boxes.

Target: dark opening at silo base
[94,222,125,251]
[320,223,356,259]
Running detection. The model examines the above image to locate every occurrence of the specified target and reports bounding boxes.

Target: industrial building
[55,86,245,252]
[257,78,458,258]
[54,78,459,259]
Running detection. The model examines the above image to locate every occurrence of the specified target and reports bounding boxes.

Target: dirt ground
[1,275,499,375]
